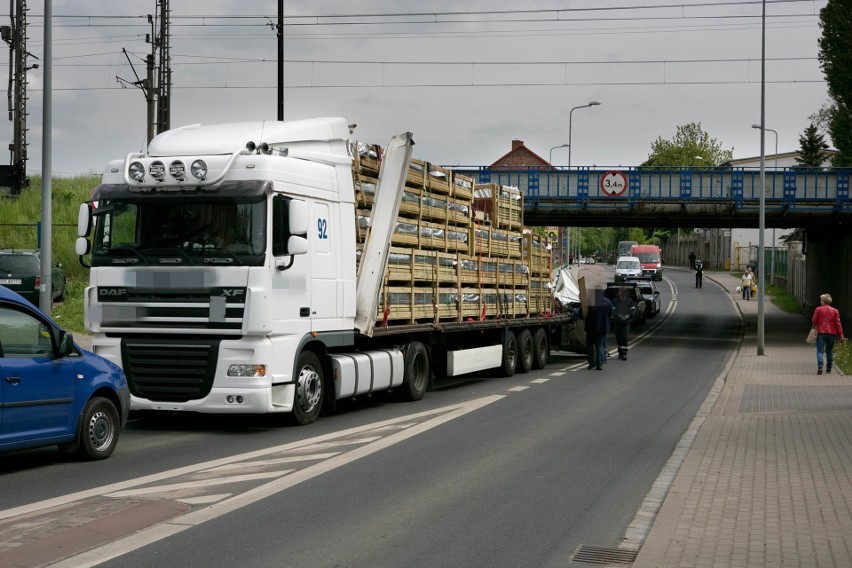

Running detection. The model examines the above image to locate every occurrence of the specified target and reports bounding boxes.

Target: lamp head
[589,100,602,106]
[751,124,761,129]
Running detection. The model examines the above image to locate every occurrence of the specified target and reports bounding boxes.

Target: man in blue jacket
[585,288,613,370]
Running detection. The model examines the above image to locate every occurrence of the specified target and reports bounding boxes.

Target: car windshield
[91,195,266,266]
[618,261,640,269]
[0,255,38,273]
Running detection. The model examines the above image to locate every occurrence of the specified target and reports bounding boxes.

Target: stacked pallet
[473,184,523,231]
[352,142,551,325]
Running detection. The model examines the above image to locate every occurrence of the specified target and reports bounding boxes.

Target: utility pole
[117,1,171,143]
[156,0,170,134]
[1,0,37,195]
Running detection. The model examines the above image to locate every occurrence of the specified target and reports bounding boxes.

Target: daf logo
[219,289,245,298]
[99,288,127,297]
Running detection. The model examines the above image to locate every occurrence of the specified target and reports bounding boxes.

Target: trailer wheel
[291,351,323,425]
[532,328,548,370]
[400,342,430,401]
[500,330,518,377]
[517,329,533,374]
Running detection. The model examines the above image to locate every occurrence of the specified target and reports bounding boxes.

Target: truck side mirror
[77,202,93,237]
[288,199,308,236]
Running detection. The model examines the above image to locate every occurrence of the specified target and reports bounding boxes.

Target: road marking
[106,471,292,498]
[22,395,505,568]
[202,452,340,473]
[177,494,231,505]
[531,378,550,384]
[0,403,480,523]
[508,386,529,392]
[549,371,567,376]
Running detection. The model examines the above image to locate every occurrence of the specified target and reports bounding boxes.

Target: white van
[614,256,643,282]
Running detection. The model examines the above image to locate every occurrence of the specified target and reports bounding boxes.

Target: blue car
[0,285,129,460]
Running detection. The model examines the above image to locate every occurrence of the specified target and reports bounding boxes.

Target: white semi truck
[75,118,585,424]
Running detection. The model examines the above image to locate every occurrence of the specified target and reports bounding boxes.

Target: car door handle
[5,376,21,385]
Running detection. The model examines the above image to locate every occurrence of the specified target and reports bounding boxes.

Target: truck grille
[122,337,219,402]
[98,287,246,332]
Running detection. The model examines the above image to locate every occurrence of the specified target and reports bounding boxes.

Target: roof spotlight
[246,141,257,152]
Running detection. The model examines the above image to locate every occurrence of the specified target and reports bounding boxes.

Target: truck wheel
[75,397,120,460]
[517,329,533,374]
[400,342,429,401]
[291,351,323,425]
[532,328,548,370]
[500,330,517,377]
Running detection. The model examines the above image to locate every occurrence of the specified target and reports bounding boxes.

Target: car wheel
[75,397,120,460]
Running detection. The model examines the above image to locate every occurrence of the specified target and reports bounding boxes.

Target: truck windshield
[91,195,266,266]
[635,253,660,263]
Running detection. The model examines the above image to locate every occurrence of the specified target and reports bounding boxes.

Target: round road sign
[600,170,627,196]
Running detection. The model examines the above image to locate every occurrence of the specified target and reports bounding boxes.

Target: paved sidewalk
[632,272,852,567]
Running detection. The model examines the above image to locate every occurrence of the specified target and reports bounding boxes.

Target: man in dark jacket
[612,286,635,360]
[585,288,613,370]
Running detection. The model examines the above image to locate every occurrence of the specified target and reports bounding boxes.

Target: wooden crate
[471,226,523,259]
[408,159,452,194]
[378,286,461,324]
[522,231,552,276]
[481,288,529,319]
[452,172,474,202]
[385,248,457,285]
[529,275,554,316]
[352,142,381,176]
[355,172,470,227]
[473,184,523,231]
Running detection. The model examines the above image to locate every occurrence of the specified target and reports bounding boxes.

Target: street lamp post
[550,143,569,165]
[549,144,570,263]
[753,124,778,286]
[567,100,601,169]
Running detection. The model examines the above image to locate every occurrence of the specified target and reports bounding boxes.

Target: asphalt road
[0,265,740,568]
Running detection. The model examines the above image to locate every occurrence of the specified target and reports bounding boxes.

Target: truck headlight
[228,364,266,378]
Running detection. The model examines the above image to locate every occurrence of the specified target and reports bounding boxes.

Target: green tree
[795,123,827,167]
[641,122,733,167]
[818,0,852,167]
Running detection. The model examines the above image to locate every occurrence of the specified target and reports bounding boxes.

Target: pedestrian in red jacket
[811,293,845,375]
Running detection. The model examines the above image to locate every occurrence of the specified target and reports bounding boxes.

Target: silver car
[614,256,642,282]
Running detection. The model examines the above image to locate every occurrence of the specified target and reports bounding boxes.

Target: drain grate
[572,545,638,565]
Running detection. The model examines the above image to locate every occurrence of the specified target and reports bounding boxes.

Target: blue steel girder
[837,170,850,211]
[577,170,590,205]
[628,171,641,206]
[679,169,692,198]
[783,170,797,208]
[731,170,744,208]
[478,166,491,184]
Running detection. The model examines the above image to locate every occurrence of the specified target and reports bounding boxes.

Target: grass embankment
[1,177,97,332]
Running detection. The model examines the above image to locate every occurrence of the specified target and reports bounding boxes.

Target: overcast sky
[4,0,830,178]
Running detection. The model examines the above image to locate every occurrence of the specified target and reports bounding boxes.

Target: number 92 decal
[317,218,328,239]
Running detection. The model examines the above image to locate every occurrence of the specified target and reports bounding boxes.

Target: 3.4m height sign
[600,170,627,196]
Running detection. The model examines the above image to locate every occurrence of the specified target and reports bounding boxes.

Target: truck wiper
[137,247,196,265]
[202,247,244,265]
